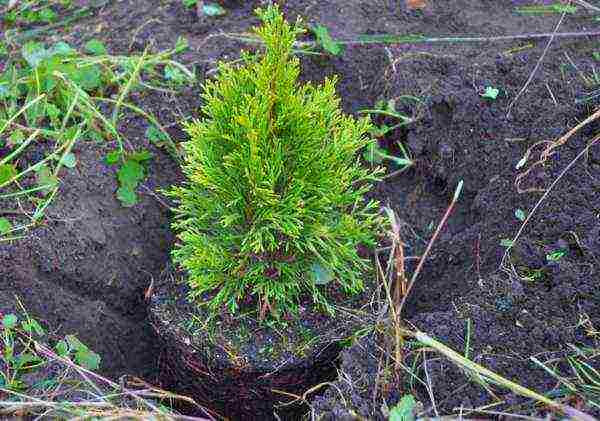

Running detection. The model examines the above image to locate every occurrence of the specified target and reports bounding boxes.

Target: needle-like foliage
[169,5,382,316]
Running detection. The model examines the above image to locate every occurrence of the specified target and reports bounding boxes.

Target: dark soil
[1,0,599,419]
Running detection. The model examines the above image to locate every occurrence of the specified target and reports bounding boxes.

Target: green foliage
[389,394,417,421]
[481,86,500,100]
[169,5,382,316]
[514,208,526,221]
[546,248,567,262]
[360,98,416,171]
[312,24,344,56]
[1,0,72,27]
[0,36,193,241]
[0,309,100,392]
[106,149,153,207]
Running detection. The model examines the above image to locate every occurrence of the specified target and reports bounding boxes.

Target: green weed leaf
[164,65,187,84]
[546,249,567,262]
[65,335,100,370]
[128,150,153,162]
[38,8,57,23]
[500,239,514,248]
[514,209,526,221]
[35,164,59,194]
[85,39,107,56]
[21,318,45,336]
[104,150,122,165]
[115,156,150,207]
[2,314,18,329]
[59,153,77,168]
[0,218,12,235]
[481,86,499,100]
[65,335,88,351]
[202,2,227,16]
[146,126,169,146]
[116,186,138,207]
[117,159,144,188]
[389,394,417,421]
[15,353,43,370]
[70,65,102,91]
[8,130,25,147]
[175,36,189,53]
[0,164,17,185]
[51,42,76,56]
[22,42,50,68]
[75,349,101,370]
[55,340,69,357]
[312,24,344,56]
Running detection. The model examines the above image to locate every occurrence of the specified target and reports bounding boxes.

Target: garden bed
[1,0,599,419]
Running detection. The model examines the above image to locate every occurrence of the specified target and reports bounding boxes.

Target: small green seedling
[481,86,500,100]
[182,0,227,17]
[363,141,413,172]
[0,309,100,393]
[546,249,567,262]
[1,0,71,26]
[202,2,227,16]
[105,150,154,207]
[359,98,418,172]
[359,98,418,136]
[514,209,526,221]
[521,267,544,282]
[0,218,12,235]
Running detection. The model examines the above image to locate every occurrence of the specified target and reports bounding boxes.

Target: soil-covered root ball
[149,267,378,419]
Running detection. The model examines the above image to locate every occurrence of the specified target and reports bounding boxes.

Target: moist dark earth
[1,0,600,419]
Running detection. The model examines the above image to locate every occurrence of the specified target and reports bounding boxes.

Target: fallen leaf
[407,0,427,10]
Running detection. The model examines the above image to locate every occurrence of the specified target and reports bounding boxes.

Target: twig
[221,29,600,50]
[397,180,464,316]
[507,6,568,116]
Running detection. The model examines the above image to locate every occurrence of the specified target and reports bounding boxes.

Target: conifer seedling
[169,5,382,317]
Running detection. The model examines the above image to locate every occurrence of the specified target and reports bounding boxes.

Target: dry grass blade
[503,133,600,276]
[10,342,214,421]
[515,107,600,193]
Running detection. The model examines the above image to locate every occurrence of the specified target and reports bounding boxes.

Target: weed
[546,248,567,262]
[514,208,526,221]
[311,24,344,56]
[0,0,73,28]
[359,98,418,174]
[481,86,500,100]
[388,394,417,420]
[0,306,100,393]
[168,5,383,318]
[0,35,194,241]
[0,302,210,419]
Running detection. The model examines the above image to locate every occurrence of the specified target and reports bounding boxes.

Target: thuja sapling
[168,5,382,318]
